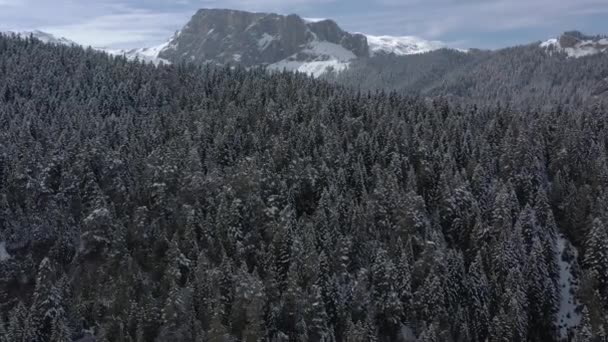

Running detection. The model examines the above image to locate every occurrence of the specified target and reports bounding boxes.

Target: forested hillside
[329,45,608,109]
[1,35,608,342]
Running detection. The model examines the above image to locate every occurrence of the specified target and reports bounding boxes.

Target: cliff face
[158,9,369,67]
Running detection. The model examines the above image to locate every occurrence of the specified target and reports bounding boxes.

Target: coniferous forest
[1,35,608,342]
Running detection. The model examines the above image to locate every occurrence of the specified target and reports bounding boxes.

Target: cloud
[44,10,190,48]
[187,0,337,16]
[0,0,20,5]
[0,0,190,48]
[331,0,608,47]
[34,0,338,48]
[1,0,607,49]
[1,0,337,48]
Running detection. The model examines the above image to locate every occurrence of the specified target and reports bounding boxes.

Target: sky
[1,0,607,49]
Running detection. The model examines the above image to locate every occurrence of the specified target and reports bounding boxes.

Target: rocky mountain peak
[307,19,369,58]
[157,8,368,69]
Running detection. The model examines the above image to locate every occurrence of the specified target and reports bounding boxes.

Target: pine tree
[488,309,510,342]
[308,284,330,342]
[49,314,72,342]
[526,237,556,341]
[30,257,66,341]
[419,322,440,342]
[208,308,230,342]
[232,266,266,342]
[467,253,490,342]
[7,301,35,342]
[344,318,367,342]
[371,248,402,338]
[79,173,113,256]
[572,306,593,342]
[584,218,608,301]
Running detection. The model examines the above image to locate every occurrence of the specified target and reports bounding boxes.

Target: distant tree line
[328,46,608,110]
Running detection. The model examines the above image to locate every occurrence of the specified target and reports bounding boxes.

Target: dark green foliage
[0,34,607,341]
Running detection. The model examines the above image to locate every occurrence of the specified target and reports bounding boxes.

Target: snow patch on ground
[0,241,11,262]
[306,41,356,60]
[556,234,581,339]
[269,59,350,77]
[103,41,171,65]
[564,45,604,58]
[540,38,608,58]
[303,18,327,23]
[257,33,275,50]
[540,38,559,48]
[268,40,356,77]
[365,35,446,56]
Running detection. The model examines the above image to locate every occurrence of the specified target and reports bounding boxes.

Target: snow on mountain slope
[2,29,169,65]
[2,30,76,45]
[268,40,356,77]
[257,33,275,50]
[0,11,459,75]
[303,18,327,23]
[556,234,581,339]
[365,35,446,56]
[103,41,171,65]
[156,9,368,75]
[541,38,607,58]
[541,32,608,58]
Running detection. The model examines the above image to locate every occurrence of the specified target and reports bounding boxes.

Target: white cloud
[44,10,190,48]
[1,0,607,49]
[40,0,338,48]
[196,0,335,10]
[334,0,608,44]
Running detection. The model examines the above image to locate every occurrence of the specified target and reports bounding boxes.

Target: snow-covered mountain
[2,11,453,75]
[142,9,451,75]
[149,9,369,76]
[365,35,446,56]
[1,30,76,45]
[1,30,171,64]
[266,40,357,76]
[102,42,171,65]
[541,31,608,58]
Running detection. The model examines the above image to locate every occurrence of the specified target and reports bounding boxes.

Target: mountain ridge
[0,30,77,46]
[152,8,371,75]
[4,10,607,77]
[540,30,608,58]
[149,8,463,75]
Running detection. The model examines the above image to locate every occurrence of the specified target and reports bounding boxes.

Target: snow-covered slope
[2,29,169,65]
[154,9,369,76]
[1,11,460,75]
[102,41,171,65]
[102,31,450,75]
[268,40,356,77]
[365,35,446,56]
[541,31,608,58]
[556,234,581,339]
[2,30,76,45]
[1,11,455,76]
